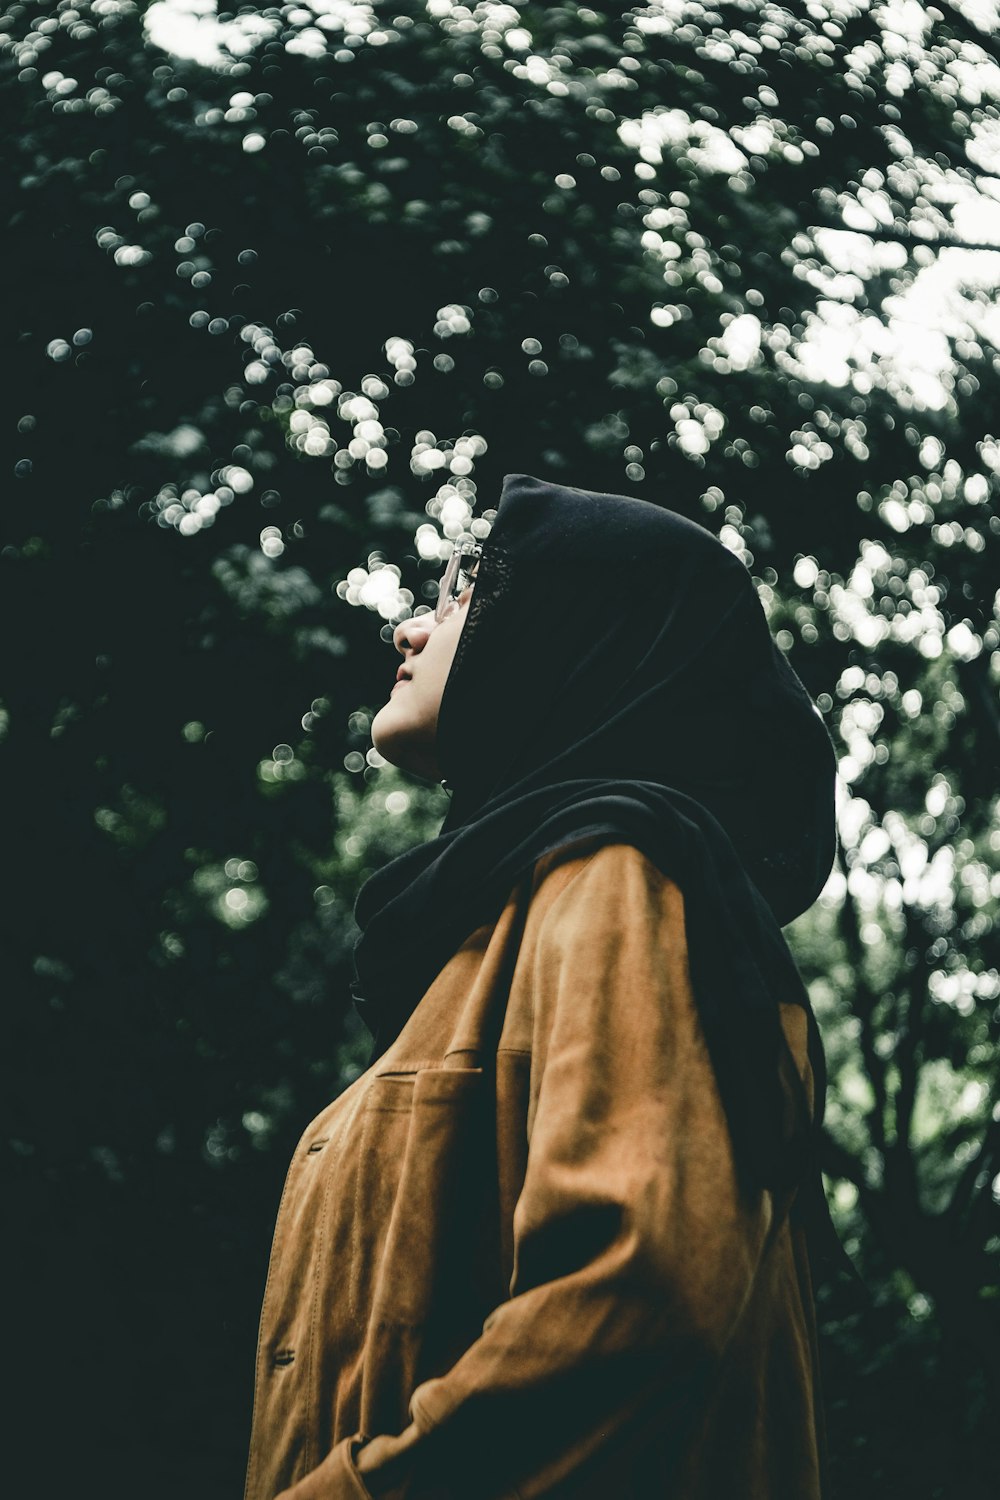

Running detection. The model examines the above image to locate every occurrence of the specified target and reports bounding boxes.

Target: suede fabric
[244,842,825,1500]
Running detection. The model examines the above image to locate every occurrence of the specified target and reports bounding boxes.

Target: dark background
[3,2,997,1496]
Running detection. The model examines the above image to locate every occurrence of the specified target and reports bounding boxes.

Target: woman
[244,472,855,1500]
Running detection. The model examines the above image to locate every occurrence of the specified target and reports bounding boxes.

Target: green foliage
[2,2,998,1496]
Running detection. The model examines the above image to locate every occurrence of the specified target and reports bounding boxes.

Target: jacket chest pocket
[349,1065,496,1332]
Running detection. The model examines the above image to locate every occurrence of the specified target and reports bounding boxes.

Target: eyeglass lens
[436,547,480,620]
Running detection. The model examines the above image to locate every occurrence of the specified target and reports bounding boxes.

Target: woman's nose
[393,611,437,655]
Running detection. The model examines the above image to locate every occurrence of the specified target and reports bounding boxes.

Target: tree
[2,2,997,1495]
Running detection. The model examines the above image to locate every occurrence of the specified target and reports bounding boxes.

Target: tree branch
[839,889,890,1161]
[818,1129,869,1193]
[891,911,929,1201]
[945,1104,1000,1235]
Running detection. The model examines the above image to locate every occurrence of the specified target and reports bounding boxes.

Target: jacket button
[272,1349,295,1369]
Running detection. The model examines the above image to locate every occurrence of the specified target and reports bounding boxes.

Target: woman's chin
[372,702,417,768]
[370,701,401,757]
[371,711,441,781]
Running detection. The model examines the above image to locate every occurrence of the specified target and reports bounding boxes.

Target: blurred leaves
[2,2,998,1497]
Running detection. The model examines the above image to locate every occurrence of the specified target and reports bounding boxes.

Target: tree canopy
[3,2,998,1496]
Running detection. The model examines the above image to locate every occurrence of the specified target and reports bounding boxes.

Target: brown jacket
[244,841,826,1500]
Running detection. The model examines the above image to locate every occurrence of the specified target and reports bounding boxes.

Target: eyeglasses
[434,543,482,623]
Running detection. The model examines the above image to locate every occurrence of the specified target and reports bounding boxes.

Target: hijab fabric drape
[351,473,861,1287]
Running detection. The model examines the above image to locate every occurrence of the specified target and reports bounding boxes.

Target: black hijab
[352,473,861,1286]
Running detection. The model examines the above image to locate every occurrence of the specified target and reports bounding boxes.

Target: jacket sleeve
[277,845,801,1500]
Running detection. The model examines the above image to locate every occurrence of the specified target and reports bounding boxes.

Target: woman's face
[370,573,476,781]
